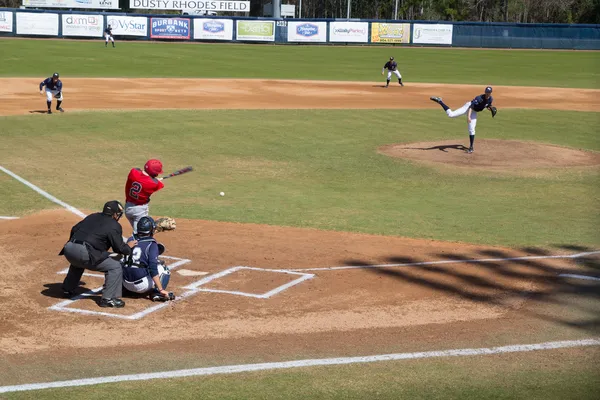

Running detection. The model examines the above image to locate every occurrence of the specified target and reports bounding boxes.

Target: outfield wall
[0,9,599,50]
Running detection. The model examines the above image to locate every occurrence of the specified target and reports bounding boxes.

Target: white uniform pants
[105,34,114,42]
[446,101,477,135]
[125,202,149,234]
[45,88,63,102]
[387,70,402,80]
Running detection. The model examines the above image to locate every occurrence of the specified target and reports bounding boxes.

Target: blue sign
[150,18,190,39]
[296,23,319,37]
[203,21,224,34]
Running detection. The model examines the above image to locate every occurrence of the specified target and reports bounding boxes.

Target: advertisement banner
[193,19,233,41]
[16,12,59,36]
[0,11,13,33]
[371,23,410,44]
[107,16,148,36]
[287,21,326,43]
[130,0,249,11]
[150,18,190,39]
[236,20,274,42]
[62,14,104,37]
[22,0,118,9]
[413,24,453,45]
[329,21,368,43]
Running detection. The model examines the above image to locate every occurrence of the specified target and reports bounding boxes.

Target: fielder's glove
[489,106,497,118]
[155,217,176,232]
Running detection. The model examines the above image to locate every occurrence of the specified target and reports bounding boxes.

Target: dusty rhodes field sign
[130,0,249,11]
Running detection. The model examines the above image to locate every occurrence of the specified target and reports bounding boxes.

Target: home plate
[177,269,209,277]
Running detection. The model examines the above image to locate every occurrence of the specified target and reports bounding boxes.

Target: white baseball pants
[446,101,478,135]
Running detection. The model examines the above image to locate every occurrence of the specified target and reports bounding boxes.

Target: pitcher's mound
[379,139,600,170]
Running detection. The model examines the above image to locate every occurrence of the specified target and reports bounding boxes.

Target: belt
[70,239,87,245]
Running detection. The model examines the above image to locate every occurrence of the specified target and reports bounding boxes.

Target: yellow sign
[371,23,411,43]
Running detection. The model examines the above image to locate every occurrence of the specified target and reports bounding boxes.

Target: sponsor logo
[99,0,113,5]
[108,18,146,32]
[334,28,366,34]
[203,21,224,33]
[296,23,318,37]
[75,0,92,4]
[65,15,100,26]
[0,12,8,22]
[238,21,273,37]
[151,18,190,39]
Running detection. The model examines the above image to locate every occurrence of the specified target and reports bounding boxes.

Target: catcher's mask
[103,200,124,221]
[137,216,156,237]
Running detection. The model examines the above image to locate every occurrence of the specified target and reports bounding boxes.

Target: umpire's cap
[103,200,124,217]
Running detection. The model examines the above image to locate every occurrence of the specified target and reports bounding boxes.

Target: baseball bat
[162,166,193,180]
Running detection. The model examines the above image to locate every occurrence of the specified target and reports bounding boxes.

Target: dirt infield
[0,78,599,116]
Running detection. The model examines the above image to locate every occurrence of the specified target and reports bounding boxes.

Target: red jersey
[125,168,164,205]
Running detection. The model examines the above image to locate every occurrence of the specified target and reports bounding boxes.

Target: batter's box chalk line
[49,264,314,320]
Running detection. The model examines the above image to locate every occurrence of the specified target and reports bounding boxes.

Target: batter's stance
[39,72,63,114]
[430,86,497,153]
[125,159,165,234]
[104,24,115,47]
[381,57,404,88]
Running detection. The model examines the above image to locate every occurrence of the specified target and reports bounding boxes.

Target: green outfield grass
[1,108,598,247]
[5,348,600,400]
[0,39,599,88]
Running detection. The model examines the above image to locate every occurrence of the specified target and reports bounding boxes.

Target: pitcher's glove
[489,106,497,118]
[155,217,176,232]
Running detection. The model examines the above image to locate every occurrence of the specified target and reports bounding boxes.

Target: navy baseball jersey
[40,77,62,91]
[105,27,112,35]
[470,94,493,112]
[123,237,160,282]
[383,61,398,71]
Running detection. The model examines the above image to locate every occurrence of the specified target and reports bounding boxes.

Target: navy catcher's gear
[137,216,156,237]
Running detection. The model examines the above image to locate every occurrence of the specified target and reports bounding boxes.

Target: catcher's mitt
[489,106,497,118]
[150,291,175,302]
[155,217,176,232]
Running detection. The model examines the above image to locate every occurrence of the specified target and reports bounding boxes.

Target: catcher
[430,86,497,153]
[122,217,175,302]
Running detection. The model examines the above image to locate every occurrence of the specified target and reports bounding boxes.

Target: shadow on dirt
[28,110,50,114]
[405,144,469,152]
[340,245,600,333]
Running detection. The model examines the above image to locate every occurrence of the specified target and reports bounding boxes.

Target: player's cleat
[150,291,175,302]
[57,107,64,112]
[99,298,125,308]
[62,287,75,298]
[467,147,474,153]
[430,96,442,103]
[47,110,52,114]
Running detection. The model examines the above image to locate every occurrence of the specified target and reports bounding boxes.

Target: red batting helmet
[144,159,163,177]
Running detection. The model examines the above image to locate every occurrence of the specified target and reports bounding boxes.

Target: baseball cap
[144,159,164,177]
[103,200,124,216]
[485,86,493,93]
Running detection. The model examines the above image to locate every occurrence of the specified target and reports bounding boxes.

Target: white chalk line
[559,273,600,282]
[0,216,19,220]
[0,165,86,218]
[289,251,600,272]
[0,338,598,394]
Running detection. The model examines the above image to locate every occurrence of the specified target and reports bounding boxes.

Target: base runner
[124,159,165,234]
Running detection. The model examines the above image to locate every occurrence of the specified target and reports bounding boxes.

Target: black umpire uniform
[60,200,134,308]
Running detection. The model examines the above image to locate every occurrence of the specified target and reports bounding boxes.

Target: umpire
[59,200,137,308]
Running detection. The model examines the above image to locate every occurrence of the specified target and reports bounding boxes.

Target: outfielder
[430,86,497,153]
[122,217,175,302]
[39,72,63,114]
[125,159,165,234]
[104,24,115,47]
[381,57,404,88]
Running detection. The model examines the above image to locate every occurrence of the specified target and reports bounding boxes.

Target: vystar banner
[329,21,368,43]
[371,23,410,44]
[62,14,104,37]
[0,11,13,33]
[193,19,233,41]
[236,20,274,42]
[287,21,326,43]
[130,0,249,11]
[16,12,58,36]
[22,0,119,9]
[413,23,453,45]
[107,16,148,36]
[150,18,190,39]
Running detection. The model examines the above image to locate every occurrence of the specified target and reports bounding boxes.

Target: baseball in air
[219,192,225,196]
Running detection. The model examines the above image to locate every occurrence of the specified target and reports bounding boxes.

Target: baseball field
[0,39,599,399]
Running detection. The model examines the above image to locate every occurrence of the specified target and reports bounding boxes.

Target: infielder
[104,24,115,47]
[122,217,175,302]
[125,159,165,233]
[39,72,63,114]
[430,86,497,153]
[381,57,404,88]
